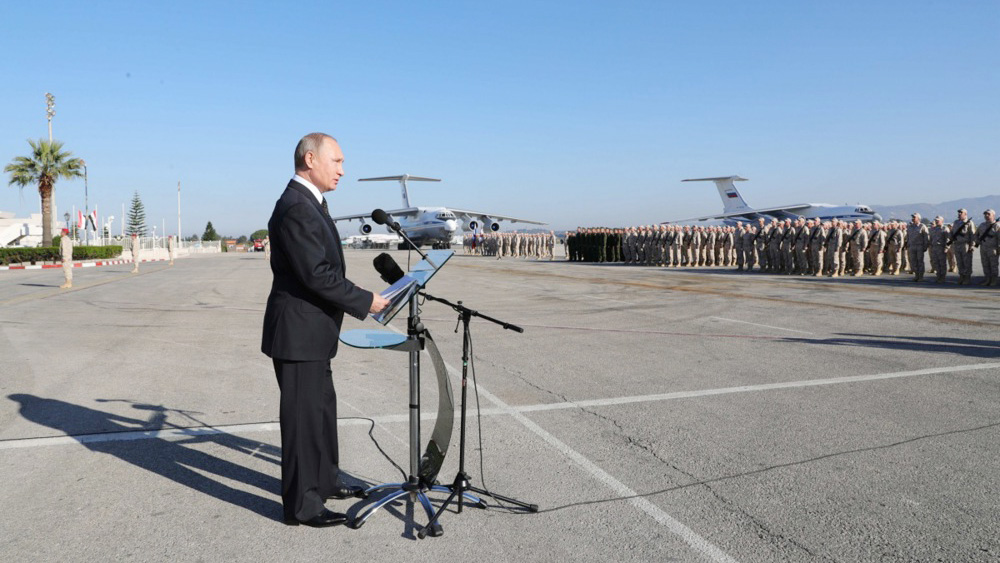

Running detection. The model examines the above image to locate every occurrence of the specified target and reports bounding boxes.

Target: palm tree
[4,139,84,246]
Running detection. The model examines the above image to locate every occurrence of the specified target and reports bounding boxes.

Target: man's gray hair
[294,132,337,171]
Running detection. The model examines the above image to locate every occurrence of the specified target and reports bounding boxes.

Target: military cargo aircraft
[668,176,881,224]
[330,175,545,249]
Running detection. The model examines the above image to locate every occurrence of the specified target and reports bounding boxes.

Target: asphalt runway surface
[1,250,998,562]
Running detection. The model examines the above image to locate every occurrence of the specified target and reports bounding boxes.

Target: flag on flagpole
[77,210,85,230]
[87,209,98,231]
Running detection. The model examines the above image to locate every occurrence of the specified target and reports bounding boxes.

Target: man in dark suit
[262,132,389,527]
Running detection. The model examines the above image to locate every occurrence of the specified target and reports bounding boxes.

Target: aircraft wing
[665,204,813,224]
[329,208,420,223]
[448,208,546,226]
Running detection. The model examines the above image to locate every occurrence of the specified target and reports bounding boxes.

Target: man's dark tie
[320,198,337,229]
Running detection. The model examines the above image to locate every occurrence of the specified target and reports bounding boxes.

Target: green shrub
[0,245,124,265]
[73,246,123,260]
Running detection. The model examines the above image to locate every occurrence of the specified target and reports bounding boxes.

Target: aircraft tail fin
[682,176,751,213]
[359,174,440,208]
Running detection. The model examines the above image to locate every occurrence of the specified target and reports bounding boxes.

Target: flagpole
[177,181,181,242]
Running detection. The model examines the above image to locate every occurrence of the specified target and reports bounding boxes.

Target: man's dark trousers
[274,359,341,522]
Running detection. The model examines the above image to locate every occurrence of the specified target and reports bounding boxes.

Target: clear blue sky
[2,0,997,235]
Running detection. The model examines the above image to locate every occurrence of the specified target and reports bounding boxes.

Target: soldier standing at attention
[754,220,769,272]
[704,226,716,266]
[836,220,849,276]
[795,219,810,275]
[734,223,745,270]
[868,221,886,275]
[944,225,957,272]
[885,222,903,275]
[809,218,825,276]
[906,213,931,282]
[975,209,999,286]
[823,221,838,276]
[685,226,697,267]
[949,208,976,285]
[849,220,868,276]
[168,235,177,266]
[59,228,73,289]
[929,216,949,283]
[747,225,759,271]
[131,233,141,274]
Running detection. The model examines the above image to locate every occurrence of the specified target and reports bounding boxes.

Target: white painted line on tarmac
[381,325,737,562]
[515,361,1000,413]
[467,379,739,563]
[9,361,998,451]
[709,316,814,335]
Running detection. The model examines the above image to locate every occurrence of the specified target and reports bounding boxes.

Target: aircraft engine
[483,217,501,232]
[465,219,479,232]
[358,222,372,235]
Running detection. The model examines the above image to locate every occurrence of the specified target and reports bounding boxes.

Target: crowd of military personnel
[463,231,557,259]
[564,208,1000,286]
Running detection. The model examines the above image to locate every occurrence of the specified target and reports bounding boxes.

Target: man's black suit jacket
[261,180,373,361]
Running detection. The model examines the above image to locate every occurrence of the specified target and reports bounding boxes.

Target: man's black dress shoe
[285,509,348,528]
[326,485,368,500]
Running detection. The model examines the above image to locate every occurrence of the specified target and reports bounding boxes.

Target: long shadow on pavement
[780,334,1000,359]
[7,394,284,521]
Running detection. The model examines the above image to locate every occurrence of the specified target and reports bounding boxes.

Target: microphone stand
[416,291,538,539]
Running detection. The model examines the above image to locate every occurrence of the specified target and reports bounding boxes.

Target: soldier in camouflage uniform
[754,220,769,272]
[949,208,976,285]
[906,213,930,282]
[975,209,999,286]
[795,218,810,275]
[868,221,886,275]
[928,216,948,283]
[808,218,825,276]
[885,222,903,275]
[823,221,840,276]
[59,229,74,289]
[848,220,867,276]
[734,224,745,270]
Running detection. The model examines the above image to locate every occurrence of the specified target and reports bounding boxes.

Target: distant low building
[0,211,45,247]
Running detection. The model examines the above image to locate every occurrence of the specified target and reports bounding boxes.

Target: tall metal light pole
[46,93,57,235]
[177,181,181,243]
[80,159,89,246]
[46,93,55,142]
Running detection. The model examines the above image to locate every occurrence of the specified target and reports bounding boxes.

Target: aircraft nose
[872,212,883,221]
[445,220,457,231]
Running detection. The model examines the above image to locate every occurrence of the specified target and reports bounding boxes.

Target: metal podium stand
[340,250,483,535]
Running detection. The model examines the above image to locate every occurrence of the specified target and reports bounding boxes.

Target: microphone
[373,252,405,284]
[370,208,438,268]
[371,208,400,231]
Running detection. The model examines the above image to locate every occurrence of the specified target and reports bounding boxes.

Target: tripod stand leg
[416,492,444,537]
[467,485,539,512]
[352,487,411,529]
[418,488,458,539]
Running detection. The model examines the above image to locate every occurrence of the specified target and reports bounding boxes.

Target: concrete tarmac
[1,251,998,562]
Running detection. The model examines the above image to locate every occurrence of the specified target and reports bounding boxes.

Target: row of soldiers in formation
[566,208,1000,286]
[462,231,558,259]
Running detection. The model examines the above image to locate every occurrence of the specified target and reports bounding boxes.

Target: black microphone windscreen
[371,208,389,226]
[373,252,405,284]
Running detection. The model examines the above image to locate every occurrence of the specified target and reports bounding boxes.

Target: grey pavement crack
[578,405,835,563]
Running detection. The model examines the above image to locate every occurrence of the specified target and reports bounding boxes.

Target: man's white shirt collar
[293,175,324,205]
